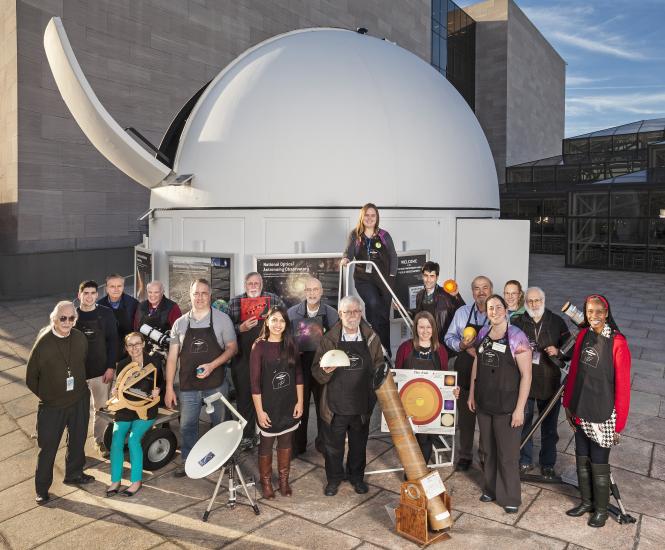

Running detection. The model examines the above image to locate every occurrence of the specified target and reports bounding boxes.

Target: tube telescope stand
[202,455,260,522]
[519,381,636,525]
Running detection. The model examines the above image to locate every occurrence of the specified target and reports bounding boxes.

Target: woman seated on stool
[468,295,532,514]
[563,294,631,528]
[395,311,458,463]
[251,306,304,498]
[107,333,163,497]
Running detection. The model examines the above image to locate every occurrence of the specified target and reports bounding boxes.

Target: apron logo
[482,350,499,368]
[272,372,290,390]
[347,353,363,370]
[581,347,599,368]
[82,328,95,340]
[191,338,208,354]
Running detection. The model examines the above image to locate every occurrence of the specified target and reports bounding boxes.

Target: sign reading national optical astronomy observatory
[256,250,428,312]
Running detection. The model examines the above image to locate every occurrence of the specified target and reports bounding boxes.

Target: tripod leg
[227,462,237,508]
[235,464,260,515]
[203,466,226,522]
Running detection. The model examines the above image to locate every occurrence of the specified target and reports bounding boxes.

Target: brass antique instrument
[107,362,159,420]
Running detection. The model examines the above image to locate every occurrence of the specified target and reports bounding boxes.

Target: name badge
[532,350,541,365]
[491,342,506,353]
[66,376,75,392]
[365,264,373,273]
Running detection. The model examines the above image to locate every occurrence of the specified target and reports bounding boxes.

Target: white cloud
[566,91,665,115]
[552,31,646,60]
[566,75,596,86]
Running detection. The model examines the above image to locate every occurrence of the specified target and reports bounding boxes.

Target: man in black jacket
[76,280,118,458]
[97,273,138,360]
[512,286,571,479]
[414,261,464,349]
[134,280,182,333]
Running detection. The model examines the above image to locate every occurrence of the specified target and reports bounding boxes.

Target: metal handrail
[338,260,413,330]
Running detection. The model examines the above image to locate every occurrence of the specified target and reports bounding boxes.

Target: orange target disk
[399,378,443,425]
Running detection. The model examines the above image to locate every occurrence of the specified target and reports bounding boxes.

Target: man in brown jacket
[312,295,385,496]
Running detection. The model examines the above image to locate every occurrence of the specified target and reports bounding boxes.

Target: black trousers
[322,414,370,483]
[35,393,90,495]
[457,388,477,461]
[293,352,323,453]
[232,357,256,440]
[574,429,611,464]
[477,410,522,507]
[416,433,437,463]
[355,280,392,354]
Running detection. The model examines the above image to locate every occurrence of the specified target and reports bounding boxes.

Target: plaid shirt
[227,291,284,332]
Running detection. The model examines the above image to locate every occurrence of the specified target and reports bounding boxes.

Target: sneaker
[35,493,50,505]
[519,463,534,475]
[540,466,557,479]
[324,481,340,496]
[173,465,187,478]
[63,473,95,485]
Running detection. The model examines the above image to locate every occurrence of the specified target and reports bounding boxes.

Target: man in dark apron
[165,279,238,477]
[444,275,492,471]
[228,272,284,449]
[75,280,118,457]
[312,295,385,497]
[287,276,339,455]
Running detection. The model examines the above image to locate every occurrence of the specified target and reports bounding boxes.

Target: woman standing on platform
[341,203,398,354]
[396,311,456,463]
[563,294,630,528]
[504,280,525,319]
[468,295,532,513]
[251,307,304,499]
[107,333,163,497]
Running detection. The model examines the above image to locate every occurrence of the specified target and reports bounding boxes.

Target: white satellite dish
[185,420,243,479]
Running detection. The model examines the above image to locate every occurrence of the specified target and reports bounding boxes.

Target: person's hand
[467,394,476,413]
[196,363,214,379]
[565,408,577,432]
[165,386,177,408]
[293,401,304,418]
[257,410,272,429]
[466,346,477,358]
[322,366,337,374]
[151,388,160,399]
[511,408,525,428]
[453,386,460,399]
[340,258,350,267]
[544,346,559,357]
[110,386,117,397]
[239,317,259,332]
[102,368,115,384]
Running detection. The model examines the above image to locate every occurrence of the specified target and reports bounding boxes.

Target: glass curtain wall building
[502,119,665,273]
[431,0,476,109]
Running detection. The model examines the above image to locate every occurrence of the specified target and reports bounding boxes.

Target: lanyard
[532,318,545,346]
[55,335,73,378]
[366,235,373,257]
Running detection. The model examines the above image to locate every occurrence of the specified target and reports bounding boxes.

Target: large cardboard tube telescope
[374,366,453,531]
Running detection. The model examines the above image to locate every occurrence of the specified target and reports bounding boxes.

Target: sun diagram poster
[381,369,458,435]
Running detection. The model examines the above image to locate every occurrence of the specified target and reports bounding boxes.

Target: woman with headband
[468,294,532,514]
[563,294,631,528]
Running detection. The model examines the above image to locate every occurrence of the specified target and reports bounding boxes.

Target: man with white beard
[512,287,571,479]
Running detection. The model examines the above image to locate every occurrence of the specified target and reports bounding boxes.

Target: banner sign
[167,252,233,313]
[134,247,153,302]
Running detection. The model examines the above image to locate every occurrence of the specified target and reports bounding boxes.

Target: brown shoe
[258,454,275,499]
[277,448,293,497]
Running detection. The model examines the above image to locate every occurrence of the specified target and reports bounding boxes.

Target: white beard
[526,304,545,319]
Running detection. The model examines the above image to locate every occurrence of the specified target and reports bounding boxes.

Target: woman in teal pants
[107,332,163,497]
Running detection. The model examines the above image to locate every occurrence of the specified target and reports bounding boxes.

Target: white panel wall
[455,218,530,303]
[264,217,349,254]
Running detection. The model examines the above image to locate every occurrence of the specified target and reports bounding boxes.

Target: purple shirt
[477,325,531,357]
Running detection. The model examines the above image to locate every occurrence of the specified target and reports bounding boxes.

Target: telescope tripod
[202,454,260,522]
[520,379,635,525]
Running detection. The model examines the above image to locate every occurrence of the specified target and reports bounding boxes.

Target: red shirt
[562,328,631,432]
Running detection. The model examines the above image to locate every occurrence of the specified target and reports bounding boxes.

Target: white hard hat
[320,349,350,369]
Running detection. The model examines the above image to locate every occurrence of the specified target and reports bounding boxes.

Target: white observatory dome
[153,28,498,210]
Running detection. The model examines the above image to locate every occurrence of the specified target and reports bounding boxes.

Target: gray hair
[146,280,164,292]
[525,286,546,301]
[244,272,263,283]
[49,301,76,327]
[338,295,362,313]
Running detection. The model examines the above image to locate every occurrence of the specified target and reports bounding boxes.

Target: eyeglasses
[58,316,76,323]
[526,298,543,305]
[341,310,362,316]
[126,342,144,348]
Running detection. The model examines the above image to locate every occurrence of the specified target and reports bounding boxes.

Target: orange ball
[443,279,457,294]
[463,326,477,341]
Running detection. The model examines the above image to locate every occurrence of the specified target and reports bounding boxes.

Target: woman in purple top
[468,294,532,514]
[250,306,304,499]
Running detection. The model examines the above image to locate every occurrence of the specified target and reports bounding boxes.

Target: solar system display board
[381,369,458,435]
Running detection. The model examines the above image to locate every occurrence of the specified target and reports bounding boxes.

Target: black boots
[588,463,610,528]
[566,456,594,517]
[566,456,611,528]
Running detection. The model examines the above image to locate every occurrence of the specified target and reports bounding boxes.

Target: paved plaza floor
[1,254,664,549]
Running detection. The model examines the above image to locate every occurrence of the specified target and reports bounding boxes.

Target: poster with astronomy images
[381,369,458,435]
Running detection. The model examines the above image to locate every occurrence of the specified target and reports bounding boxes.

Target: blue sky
[456,0,665,137]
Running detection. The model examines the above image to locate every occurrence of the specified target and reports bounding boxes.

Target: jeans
[110,418,155,482]
[179,380,229,461]
[88,375,111,444]
[520,396,560,468]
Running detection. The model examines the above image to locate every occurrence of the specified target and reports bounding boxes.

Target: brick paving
[0,255,664,549]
